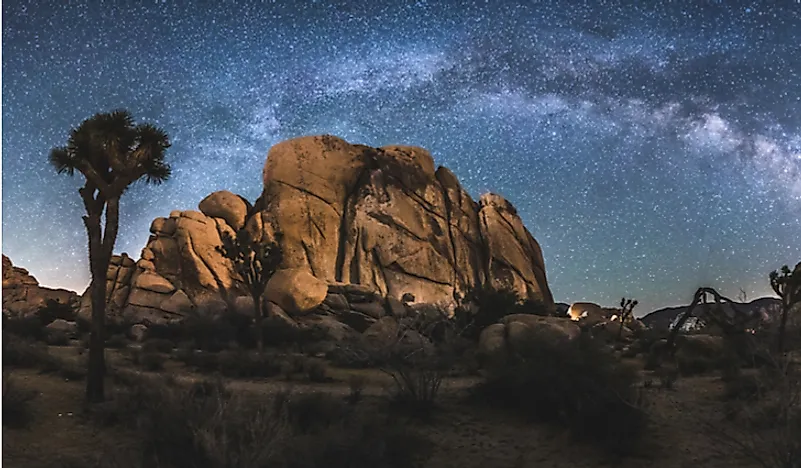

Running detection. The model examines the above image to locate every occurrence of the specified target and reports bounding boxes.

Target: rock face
[83,135,555,325]
[252,135,553,308]
[2,255,80,318]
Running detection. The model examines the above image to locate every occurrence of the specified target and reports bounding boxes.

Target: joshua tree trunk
[84,213,107,403]
[254,293,264,353]
[777,303,790,354]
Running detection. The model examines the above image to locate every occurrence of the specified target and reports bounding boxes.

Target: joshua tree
[617,297,638,340]
[218,228,283,352]
[50,110,171,403]
[770,262,801,353]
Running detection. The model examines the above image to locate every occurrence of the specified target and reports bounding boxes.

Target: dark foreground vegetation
[3,265,800,467]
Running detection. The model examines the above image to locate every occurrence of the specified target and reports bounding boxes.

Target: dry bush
[2,333,86,380]
[304,360,329,383]
[105,334,129,349]
[347,375,367,404]
[44,330,72,346]
[93,374,430,468]
[174,347,282,378]
[3,314,48,341]
[374,320,454,415]
[141,338,175,354]
[473,333,649,455]
[133,350,166,371]
[705,354,801,468]
[2,371,37,428]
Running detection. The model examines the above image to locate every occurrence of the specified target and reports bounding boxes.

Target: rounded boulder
[265,268,328,316]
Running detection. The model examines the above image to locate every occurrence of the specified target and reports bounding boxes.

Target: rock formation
[2,255,80,317]
[478,314,581,366]
[84,135,555,326]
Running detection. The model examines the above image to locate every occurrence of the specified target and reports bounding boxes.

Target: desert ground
[4,337,790,468]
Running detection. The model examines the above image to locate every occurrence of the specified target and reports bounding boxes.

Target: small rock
[323,293,349,311]
[46,319,78,336]
[350,301,385,319]
[130,324,148,342]
[386,296,406,318]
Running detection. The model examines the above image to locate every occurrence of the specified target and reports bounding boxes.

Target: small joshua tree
[770,262,801,353]
[617,297,638,341]
[218,228,283,352]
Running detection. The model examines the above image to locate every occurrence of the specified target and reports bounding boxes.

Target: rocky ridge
[2,255,79,317]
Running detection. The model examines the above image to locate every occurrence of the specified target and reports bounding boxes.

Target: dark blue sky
[3,0,800,313]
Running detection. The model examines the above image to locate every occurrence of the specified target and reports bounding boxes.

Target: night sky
[2,1,800,315]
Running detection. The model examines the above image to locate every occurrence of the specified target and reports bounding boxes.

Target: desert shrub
[133,350,166,372]
[381,355,447,416]
[676,352,721,376]
[3,333,57,368]
[105,334,129,349]
[1,334,84,380]
[473,333,648,454]
[141,338,174,354]
[35,299,76,324]
[3,314,47,341]
[379,339,451,416]
[2,372,37,428]
[347,375,366,404]
[142,321,184,343]
[217,350,282,378]
[705,356,801,468]
[92,374,430,468]
[305,360,329,383]
[261,317,329,350]
[453,286,551,341]
[188,376,231,400]
[175,349,220,373]
[326,339,376,369]
[45,330,71,346]
[282,354,308,380]
[276,391,349,432]
[655,367,679,390]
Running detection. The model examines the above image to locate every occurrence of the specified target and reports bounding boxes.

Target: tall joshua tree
[770,262,801,353]
[218,228,283,352]
[50,110,171,403]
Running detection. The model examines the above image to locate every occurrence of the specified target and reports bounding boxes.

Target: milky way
[3,0,800,314]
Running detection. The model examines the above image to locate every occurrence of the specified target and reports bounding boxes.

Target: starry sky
[2,0,800,315]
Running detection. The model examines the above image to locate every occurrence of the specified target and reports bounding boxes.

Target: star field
[2,0,800,315]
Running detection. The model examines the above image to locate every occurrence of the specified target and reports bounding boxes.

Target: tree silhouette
[617,297,638,341]
[218,228,283,352]
[50,110,171,403]
[770,262,801,353]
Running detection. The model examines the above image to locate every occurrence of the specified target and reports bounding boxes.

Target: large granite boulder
[2,255,80,318]
[81,135,555,326]
[265,268,328,315]
[251,135,553,309]
[478,314,581,366]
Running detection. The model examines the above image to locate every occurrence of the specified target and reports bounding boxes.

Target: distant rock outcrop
[83,135,555,326]
[640,297,782,332]
[2,255,79,317]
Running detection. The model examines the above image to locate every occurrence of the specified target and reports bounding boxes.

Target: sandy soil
[2,345,765,468]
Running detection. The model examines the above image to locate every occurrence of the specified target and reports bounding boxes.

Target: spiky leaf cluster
[49,109,171,195]
[770,262,801,306]
[218,229,283,301]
